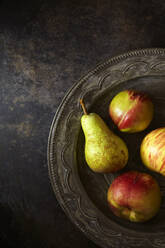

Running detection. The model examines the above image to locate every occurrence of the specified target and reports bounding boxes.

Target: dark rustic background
[0,0,165,247]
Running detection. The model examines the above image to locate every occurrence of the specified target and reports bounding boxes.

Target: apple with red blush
[141,127,165,176]
[107,171,161,222]
[109,90,154,133]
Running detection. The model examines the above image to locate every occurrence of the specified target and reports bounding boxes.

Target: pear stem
[80,99,88,115]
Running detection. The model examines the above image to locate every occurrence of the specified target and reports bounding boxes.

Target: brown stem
[80,99,88,115]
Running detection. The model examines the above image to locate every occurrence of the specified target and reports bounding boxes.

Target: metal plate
[48,49,165,248]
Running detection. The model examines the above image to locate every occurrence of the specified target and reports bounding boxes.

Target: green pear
[80,99,128,173]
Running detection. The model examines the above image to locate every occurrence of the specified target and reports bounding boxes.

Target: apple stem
[80,99,88,115]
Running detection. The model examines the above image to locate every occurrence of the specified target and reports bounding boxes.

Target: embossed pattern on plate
[48,49,165,248]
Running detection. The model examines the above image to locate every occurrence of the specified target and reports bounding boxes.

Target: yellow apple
[141,127,165,176]
[109,90,154,133]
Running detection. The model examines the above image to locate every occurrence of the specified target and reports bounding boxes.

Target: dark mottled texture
[0,0,165,247]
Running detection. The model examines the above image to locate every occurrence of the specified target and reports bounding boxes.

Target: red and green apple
[109,90,154,133]
[107,171,161,222]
